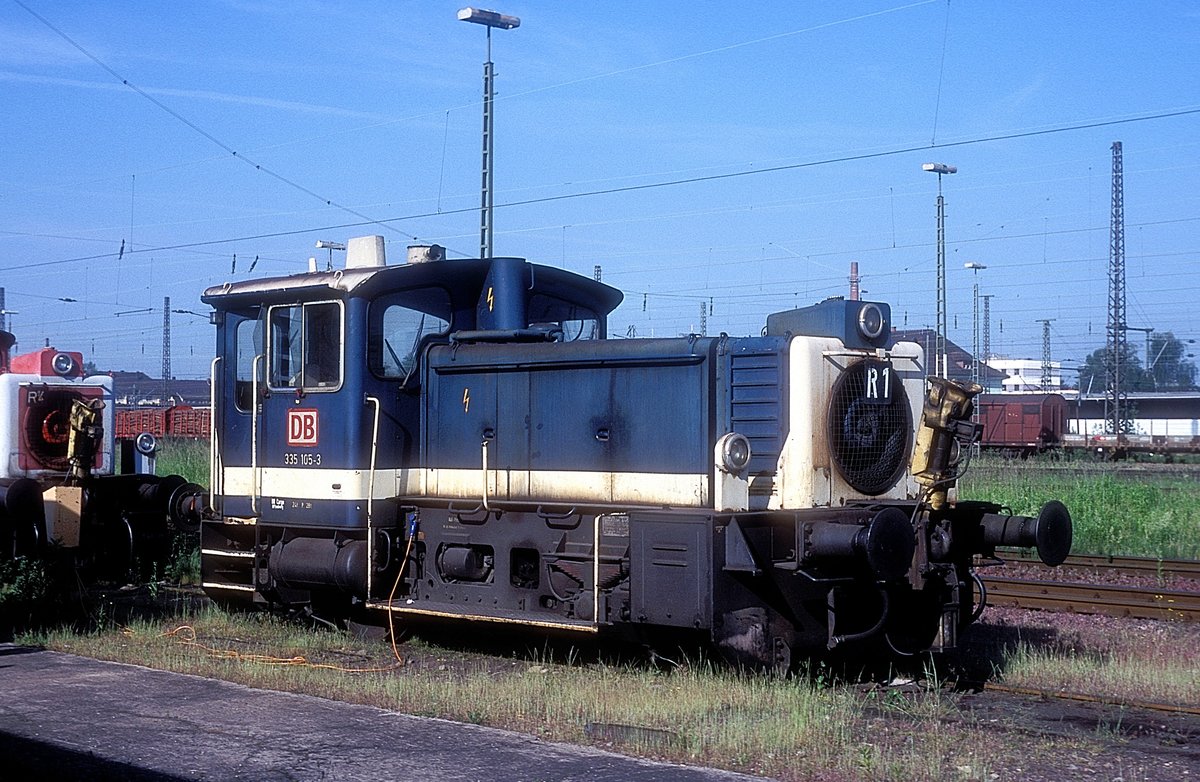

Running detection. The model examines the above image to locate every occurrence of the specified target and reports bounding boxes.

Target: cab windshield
[528,293,602,341]
[268,301,343,390]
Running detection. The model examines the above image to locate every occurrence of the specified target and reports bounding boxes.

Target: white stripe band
[219,465,709,507]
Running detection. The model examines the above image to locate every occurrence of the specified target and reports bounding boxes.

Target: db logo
[288,409,319,447]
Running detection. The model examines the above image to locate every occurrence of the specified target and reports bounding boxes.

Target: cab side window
[269,302,343,390]
[367,290,451,380]
[234,316,264,410]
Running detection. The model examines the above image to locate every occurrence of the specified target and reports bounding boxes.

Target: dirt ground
[945,606,1200,781]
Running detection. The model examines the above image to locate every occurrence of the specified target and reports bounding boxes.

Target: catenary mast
[1104,142,1127,435]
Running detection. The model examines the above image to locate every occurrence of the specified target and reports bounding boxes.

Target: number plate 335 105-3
[283,452,323,466]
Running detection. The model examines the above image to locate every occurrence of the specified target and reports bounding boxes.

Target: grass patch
[1003,639,1200,707]
[959,457,1200,558]
[156,438,209,486]
[973,611,1200,711]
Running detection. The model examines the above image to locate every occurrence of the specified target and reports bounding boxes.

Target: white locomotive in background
[0,330,202,582]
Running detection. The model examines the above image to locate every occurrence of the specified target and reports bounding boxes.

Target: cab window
[234,316,264,410]
[368,289,451,380]
[528,294,601,341]
[268,301,343,390]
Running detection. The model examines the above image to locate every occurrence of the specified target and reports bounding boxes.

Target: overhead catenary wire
[929,0,952,145]
[5,0,949,204]
[9,5,1198,377]
[14,108,1200,274]
[12,0,424,247]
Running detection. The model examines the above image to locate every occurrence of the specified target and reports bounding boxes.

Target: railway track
[980,575,1200,622]
[979,551,1200,621]
[981,681,1200,718]
[966,462,1200,481]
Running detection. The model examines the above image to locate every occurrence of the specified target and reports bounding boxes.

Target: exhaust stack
[346,235,386,269]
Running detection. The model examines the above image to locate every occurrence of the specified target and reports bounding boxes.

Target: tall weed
[156,438,209,485]
[960,457,1200,558]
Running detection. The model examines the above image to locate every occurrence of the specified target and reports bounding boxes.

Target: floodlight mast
[964,262,987,389]
[459,8,521,260]
[923,162,957,379]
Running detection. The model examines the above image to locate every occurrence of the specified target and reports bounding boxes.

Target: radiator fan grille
[22,391,77,470]
[827,361,911,495]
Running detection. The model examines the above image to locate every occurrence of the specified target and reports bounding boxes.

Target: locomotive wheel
[9,515,46,560]
[204,588,257,615]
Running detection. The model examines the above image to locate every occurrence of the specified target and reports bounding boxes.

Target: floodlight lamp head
[922,162,957,175]
[457,7,520,29]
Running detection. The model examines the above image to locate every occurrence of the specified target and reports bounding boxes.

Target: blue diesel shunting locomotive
[200,237,1071,668]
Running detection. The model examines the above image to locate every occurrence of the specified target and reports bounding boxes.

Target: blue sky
[2,1,1198,380]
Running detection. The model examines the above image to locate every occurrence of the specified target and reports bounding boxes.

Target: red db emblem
[288,409,319,447]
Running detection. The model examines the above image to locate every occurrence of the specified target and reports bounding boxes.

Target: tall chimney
[849,262,860,301]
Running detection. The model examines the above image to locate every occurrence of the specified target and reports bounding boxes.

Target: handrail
[592,513,600,625]
[365,394,381,598]
[365,394,381,524]
[209,356,222,506]
[250,353,263,515]
[481,439,490,511]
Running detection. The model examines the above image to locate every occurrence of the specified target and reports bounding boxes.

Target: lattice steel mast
[1037,319,1054,390]
[162,296,171,403]
[981,294,992,374]
[1104,142,1127,434]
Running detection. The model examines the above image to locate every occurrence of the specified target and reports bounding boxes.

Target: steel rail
[983,681,1200,717]
[981,575,1200,622]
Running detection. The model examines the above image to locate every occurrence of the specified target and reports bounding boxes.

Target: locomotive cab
[201,242,622,605]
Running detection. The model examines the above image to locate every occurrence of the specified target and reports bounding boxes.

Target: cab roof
[201,257,623,319]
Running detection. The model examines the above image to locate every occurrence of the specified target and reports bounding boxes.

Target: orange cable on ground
[155,624,403,674]
[385,531,418,664]
[135,520,420,672]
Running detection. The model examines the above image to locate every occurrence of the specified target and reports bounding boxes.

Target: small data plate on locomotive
[600,513,630,537]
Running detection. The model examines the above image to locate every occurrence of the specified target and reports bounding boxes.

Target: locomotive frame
[199,237,1071,669]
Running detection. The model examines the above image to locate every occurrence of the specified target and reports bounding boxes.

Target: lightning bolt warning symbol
[487,287,494,312]
[462,388,470,413]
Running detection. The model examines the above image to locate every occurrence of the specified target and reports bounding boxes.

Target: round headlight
[857,303,885,340]
[52,352,76,376]
[135,431,159,456]
[717,432,752,474]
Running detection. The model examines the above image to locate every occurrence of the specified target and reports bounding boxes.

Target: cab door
[257,300,360,528]
[211,309,262,519]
